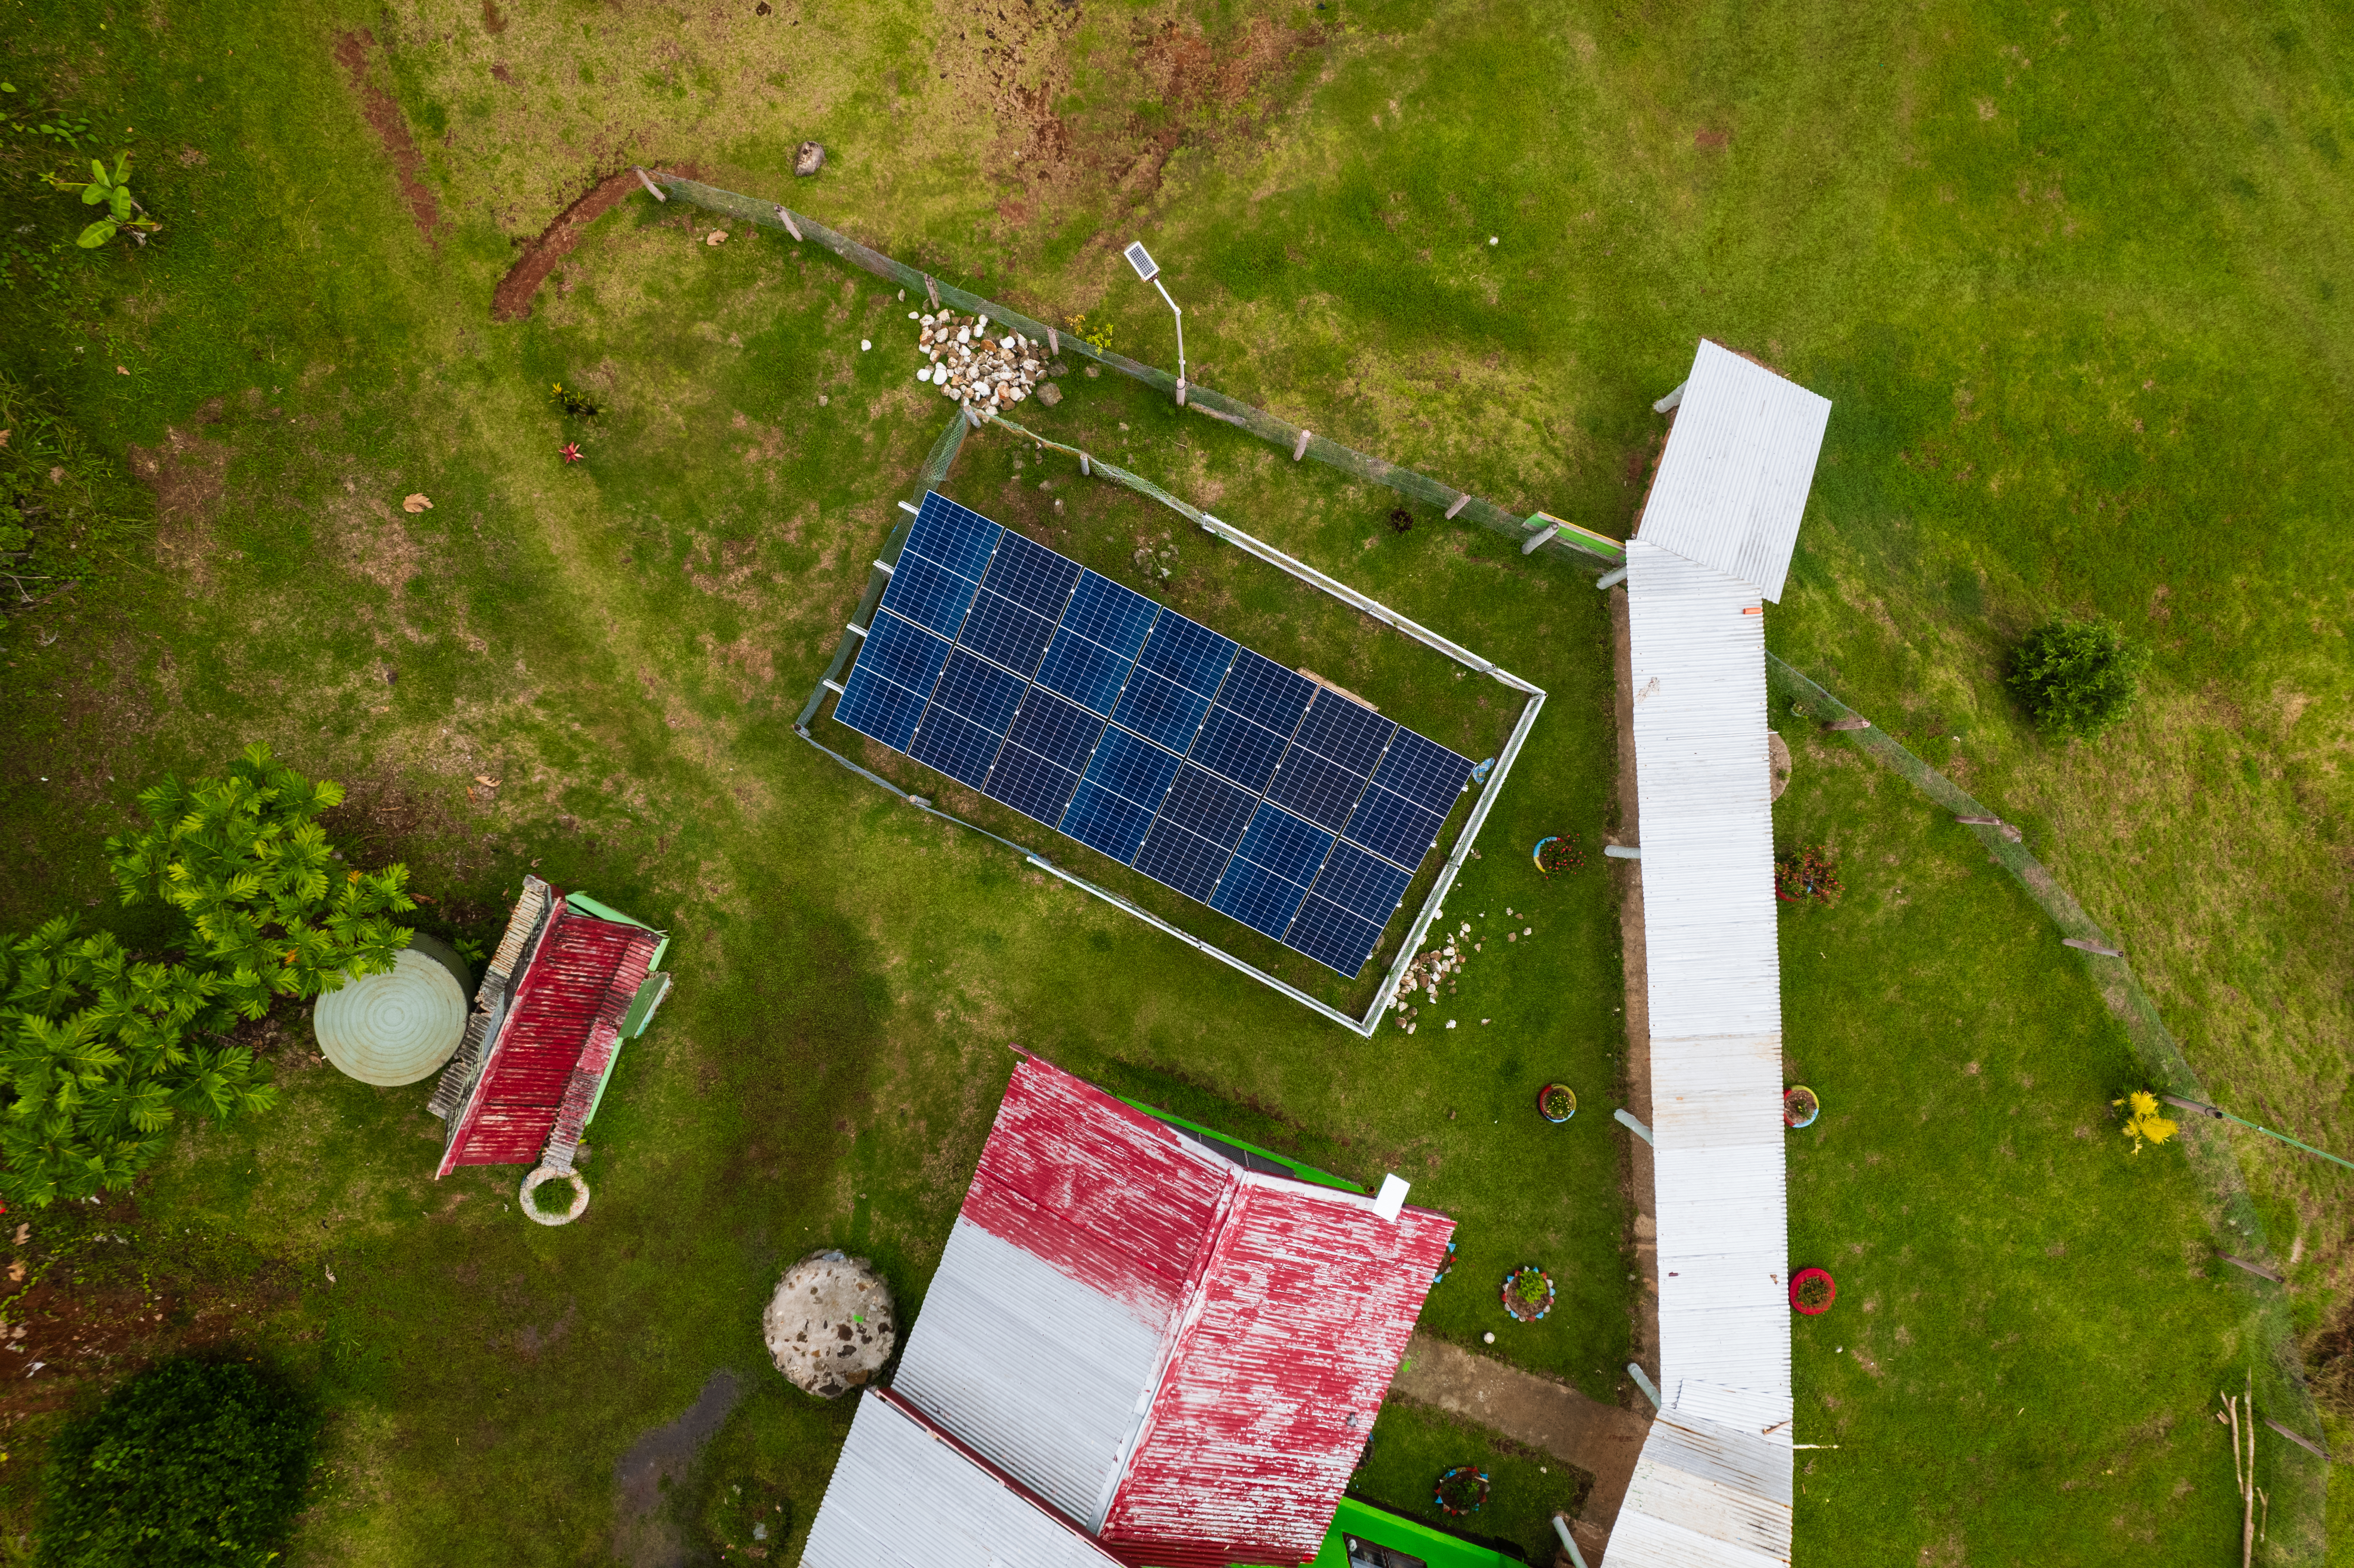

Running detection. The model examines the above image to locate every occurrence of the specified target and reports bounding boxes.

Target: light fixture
[1124,240,1186,404]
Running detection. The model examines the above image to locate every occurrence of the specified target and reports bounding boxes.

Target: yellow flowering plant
[2113,1090,2179,1154]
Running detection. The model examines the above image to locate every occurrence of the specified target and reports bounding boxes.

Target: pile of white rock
[911,310,1046,413]
[1391,922,1473,1033]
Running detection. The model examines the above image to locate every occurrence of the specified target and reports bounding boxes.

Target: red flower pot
[1790,1267,1836,1316]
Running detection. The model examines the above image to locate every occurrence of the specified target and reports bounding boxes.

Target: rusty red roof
[877,1057,1452,1565]
[435,891,657,1176]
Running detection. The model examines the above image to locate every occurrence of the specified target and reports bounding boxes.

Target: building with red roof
[803,1055,1453,1568]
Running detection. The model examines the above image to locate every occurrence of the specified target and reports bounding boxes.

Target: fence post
[631,167,667,202]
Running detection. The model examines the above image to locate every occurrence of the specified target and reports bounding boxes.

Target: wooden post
[774,205,803,242]
[1080,454,1090,477]
[1048,327,1059,356]
[1444,495,1470,520]
[631,167,667,202]
[1175,380,1188,407]
[1292,429,1312,461]
[1954,814,2000,826]
[926,276,940,309]
[2243,1370,2256,1568]
[1825,716,1870,731]
[2062,937,2124,958]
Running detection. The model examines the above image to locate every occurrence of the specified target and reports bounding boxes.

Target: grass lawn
[1,0,2348,1562]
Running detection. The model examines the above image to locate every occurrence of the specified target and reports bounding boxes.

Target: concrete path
[1389,1333,1650,1563]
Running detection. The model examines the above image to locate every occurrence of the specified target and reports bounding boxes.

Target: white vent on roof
[1372,1173,1409,1221]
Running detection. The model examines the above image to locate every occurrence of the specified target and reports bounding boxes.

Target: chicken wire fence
[1769,650,2329,1560]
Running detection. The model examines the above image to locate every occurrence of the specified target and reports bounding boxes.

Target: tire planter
[1538,1083,1577,1123]
[1430,1240,1458,1287]
[1501,1266,1555,1322]
[1432,1465,1490,1517]
[1790,1267,1837,1316]
[1783,1086,1820,1130]
[520,1165,590,1227]
[1531,836,1558,870]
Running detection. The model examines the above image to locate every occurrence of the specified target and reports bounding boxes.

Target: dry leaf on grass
[402,494,433,513]
[707,230,727,246]
[474,775,501,787]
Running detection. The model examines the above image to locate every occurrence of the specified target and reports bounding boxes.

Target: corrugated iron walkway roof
[1636,339,1831,604]
[1610,343,1831,1568]
[825,1057,1451,1567]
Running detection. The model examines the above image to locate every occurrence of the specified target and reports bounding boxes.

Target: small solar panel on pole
[1126,241,1186,405]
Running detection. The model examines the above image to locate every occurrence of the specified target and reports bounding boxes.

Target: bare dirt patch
[334,30,440,244]
[612,1369,743,1568]
[492,167,686,323]
[128,419,232,591]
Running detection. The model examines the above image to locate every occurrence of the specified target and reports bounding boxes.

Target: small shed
[427,874,672,1178]
[803,1056,1451,1568]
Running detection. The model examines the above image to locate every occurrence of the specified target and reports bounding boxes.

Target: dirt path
[492,168,667,323]
[334,31,439,244]
[611,1369,743,1568]
[1389,1332,1650,1562]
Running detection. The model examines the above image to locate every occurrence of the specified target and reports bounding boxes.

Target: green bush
[37,1358,318,1568]
[2007,614,2150,738]
[0,745,413,1206]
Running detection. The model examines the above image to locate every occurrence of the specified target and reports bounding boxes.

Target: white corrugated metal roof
[802,1391,1127,1568]
[1635,339,1831,602]
[1611,532,1794,1565]
[891,1217,1171,1529]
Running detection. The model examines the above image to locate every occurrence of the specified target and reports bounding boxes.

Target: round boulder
[764,1250,894,1398]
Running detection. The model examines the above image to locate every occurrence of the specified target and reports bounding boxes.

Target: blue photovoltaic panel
[833,666,928,750]
[1006,689,1105,774]
[855,613,953,698]
[1190,706,1289,793]
[1062,572,1159,657]
[982,530,1084,618]
[909,705,1006,789]
[1133,821,1234,902]
[878,554,981,639]
[1293,691,1397,774]
[1285,896,1385,976]
[1215,650,1316,736]
[834,492,1479,979]
[1265,746,1369,834]
[1310,839,1414,925]
[1227,803,1334,889]
[1084,727,1182,812]
[1062,782,1158,864]
[1209,858,1311,941]
[1370,727,1476,816]
[904,492,1001,580]
[1342,784,1445,868]
[1111,668,1211,754]
[957,590,1059,678]
[1035,628,1135,716]
[929,649,1027,734]
[1156,764,1256,850]
[984,745,1081,828]
[1135,611,1236,696]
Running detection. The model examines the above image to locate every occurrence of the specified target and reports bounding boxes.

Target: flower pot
[1538,1083,1576,1123]
[1790,1267,1837,1316]
[1500,1266,1555,1322]
[1783,1086,1819,1130]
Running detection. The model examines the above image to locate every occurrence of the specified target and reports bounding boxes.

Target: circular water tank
[314,934,472,1086]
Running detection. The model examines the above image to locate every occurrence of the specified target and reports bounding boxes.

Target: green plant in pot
[1538,1083,1576,1123]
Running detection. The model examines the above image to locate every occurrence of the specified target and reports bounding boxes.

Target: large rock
[763,1250,895,1397]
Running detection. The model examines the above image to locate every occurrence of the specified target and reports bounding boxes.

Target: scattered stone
[764,1250,896,1398]
[794,141,826,177]
[1084,364,1100,378]
[1036,380,1063,407]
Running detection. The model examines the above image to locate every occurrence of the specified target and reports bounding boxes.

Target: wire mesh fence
[1768,650,2330,1557]
[641,170,1622,571]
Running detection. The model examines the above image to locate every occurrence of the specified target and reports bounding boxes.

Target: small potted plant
[1538,1083,1577,1123]
[1432,1465,1489,1517]
[1783,1086,1819,1129]
[1500,1266,1555,1322]
[1532,833,1585,879]
[1790,1267,1836,1316]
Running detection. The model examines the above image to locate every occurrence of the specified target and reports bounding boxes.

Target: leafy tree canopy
[2008,614,2152,739]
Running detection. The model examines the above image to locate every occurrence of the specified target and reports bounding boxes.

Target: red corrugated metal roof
[934,1058,1453,1565]
[437,896,657,1176]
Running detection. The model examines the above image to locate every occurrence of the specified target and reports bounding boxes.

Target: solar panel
[835,492,1477,977]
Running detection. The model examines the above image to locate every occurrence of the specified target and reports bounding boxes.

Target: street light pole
[1124,241,1186,405]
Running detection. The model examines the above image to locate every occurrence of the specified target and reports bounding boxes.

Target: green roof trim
[1113,1095,1365,1194]
[1281,1499,1525,1568]
[563,892,663,935]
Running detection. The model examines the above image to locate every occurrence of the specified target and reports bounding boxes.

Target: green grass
[1,0,2349,1561]
[1347,1402,1587,1565]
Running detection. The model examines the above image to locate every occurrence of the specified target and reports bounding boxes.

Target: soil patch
[612,1369,743,1568]
[127,421,232,592]
[492,167,703,324]
[334,30,440,244]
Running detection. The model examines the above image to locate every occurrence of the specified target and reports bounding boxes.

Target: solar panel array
[834,493,1476,977]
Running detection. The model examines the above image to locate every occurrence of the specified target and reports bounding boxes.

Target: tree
[2007,614,2151,739]
[0,746,412,1207]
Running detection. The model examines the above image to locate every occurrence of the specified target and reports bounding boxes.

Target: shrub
[2007,614,2150,738]
[37,1358,317,1568]
[1773,846,1841,905]
[0,746,413,1207]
